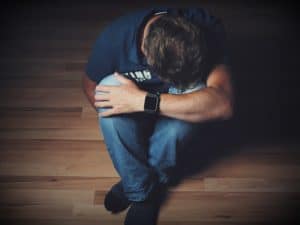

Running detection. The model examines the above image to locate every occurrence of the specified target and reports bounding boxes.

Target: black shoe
[124,185,167,225]
[104,181,131,213]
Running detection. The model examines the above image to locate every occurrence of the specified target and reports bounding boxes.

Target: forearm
[93,65,234,120]
[159,87,233,123]
[84,88,97,111]
[82,73,97,111]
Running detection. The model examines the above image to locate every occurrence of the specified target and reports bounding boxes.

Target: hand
[94,72,147,117]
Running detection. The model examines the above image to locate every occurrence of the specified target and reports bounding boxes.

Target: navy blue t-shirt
[85,7,227,87]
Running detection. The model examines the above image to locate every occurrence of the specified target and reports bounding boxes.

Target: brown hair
[143,15,214,88]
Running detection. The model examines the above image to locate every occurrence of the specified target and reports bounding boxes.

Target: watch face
[145,94,158,112]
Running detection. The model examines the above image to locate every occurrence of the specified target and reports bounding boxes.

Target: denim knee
[156,118,199,144]
[148,117,201,184]
[98,74,121,86]
[168,81,206,94]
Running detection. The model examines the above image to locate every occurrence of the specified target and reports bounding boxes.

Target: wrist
[137,91,147,112]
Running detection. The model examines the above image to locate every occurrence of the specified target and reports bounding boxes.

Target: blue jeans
[97,75,206,201]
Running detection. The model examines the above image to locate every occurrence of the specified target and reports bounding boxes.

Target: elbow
[82,82,89,99]
[82,73,97,95]
[81,74,88,94]
[222,106,233,120]
[221,98,234,120]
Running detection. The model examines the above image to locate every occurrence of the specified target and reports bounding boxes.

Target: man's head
[142,15,212,89]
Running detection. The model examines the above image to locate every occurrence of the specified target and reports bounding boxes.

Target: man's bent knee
[98,74,121,86]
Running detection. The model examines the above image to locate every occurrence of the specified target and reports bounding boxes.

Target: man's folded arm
[159,64,234,123]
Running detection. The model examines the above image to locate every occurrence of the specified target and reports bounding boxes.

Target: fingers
[94,101,112,108]
[94,93,109,101]
[95,85,117,92]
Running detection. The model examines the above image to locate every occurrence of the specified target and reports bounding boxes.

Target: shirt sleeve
[85,25,117,84]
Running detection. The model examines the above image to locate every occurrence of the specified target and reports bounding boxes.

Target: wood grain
[0,1,299,225]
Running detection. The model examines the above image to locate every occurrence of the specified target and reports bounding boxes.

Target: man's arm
[95,64,234,123]
[82,73,97,111]
[159,64,234,122]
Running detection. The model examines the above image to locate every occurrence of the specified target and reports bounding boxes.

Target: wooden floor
[0,1,299,224]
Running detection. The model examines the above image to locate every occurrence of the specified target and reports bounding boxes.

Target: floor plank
[0,1,298,225]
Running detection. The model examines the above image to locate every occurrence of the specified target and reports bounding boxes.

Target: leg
[97,75,157,201]
[124,83,205,225]
[148,116,201,184]
[148,82,206,184]
[125,118,200,225]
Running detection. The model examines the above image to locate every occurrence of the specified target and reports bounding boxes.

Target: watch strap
[144,92,160,114]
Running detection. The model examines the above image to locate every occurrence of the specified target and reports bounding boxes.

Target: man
[83,7,233,225]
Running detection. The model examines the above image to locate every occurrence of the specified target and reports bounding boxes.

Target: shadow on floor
[169,118,242,186]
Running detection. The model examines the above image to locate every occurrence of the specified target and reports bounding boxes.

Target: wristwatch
[144,92,160,114]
